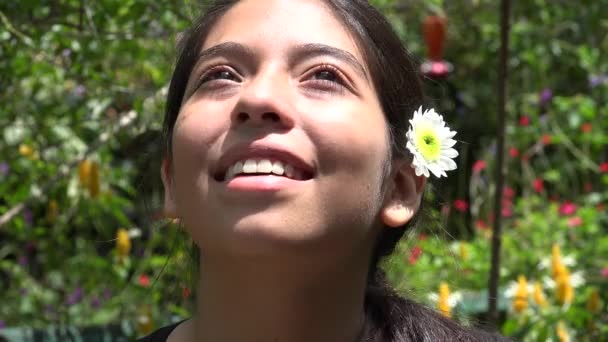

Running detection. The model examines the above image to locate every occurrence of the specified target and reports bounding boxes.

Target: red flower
[541,134,552,145]
[453,199,469,213]
[475,219,489,230]
[519,116,530,126]
[567,216,583,228]
[408,246,423,265]
[558,201,577,216]
[580,122,592,133]
[532,178,544,193]
[600,162,608,173]
[503,186,515,199]
[139,274,150,287]
[509,147,519,158]
[472,160,486,173]
[182,287,191,298]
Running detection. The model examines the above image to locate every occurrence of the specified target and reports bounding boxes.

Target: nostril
[237,112,248,122]
[262,112,280,122]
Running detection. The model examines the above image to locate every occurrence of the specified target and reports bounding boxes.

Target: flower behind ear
[406,106,458,178]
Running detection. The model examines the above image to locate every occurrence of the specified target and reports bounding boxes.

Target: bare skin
[161,0,425,341]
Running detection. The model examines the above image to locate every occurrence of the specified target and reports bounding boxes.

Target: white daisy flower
[543,271,585,289]
[406,106,458,178]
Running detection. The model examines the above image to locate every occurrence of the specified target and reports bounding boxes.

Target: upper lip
[213,142,315,180]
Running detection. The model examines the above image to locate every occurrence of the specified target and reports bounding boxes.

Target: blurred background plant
[0,0,606,340]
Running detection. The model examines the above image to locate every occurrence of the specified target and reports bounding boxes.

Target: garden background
[0,0,606,340]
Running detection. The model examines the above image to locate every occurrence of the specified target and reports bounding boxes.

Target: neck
[189,248,371,342]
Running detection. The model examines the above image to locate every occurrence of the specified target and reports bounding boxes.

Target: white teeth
[271,161,284,176]
[257,159,273,173]
[243,159,257,173]
[224,158,305,181]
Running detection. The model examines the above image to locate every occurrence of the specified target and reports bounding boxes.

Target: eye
[311,69,340,83]
[303,64,351,94]
[197,66,241,88]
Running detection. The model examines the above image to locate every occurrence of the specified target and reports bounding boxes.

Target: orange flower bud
[116,228,131,259]
[88,162,100,198]
[438,282,451,318]
[532,282,547,308]
[78,160,91,187]
[512,275,529,313]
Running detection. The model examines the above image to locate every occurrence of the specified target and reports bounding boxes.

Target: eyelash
[303,64,348,92]
[197,65,241,89]
[195,63,350,93]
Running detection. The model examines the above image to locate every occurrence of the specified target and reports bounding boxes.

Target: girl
[141,0,507,341]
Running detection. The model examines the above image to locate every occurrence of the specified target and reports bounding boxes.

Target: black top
[137,321,183,342]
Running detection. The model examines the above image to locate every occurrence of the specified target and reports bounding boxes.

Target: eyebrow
[196,41,256,65]
[290,43,369,81]
[196,42,368,81]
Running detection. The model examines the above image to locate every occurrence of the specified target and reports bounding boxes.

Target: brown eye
[311,70,340,83]
[201,69,240,83]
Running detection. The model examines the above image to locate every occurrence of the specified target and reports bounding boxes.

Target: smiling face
[162,0,411,262]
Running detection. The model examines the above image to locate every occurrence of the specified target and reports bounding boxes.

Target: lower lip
[223,175,307,192]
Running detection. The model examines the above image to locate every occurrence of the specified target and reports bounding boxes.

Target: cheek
[170,107,224,219]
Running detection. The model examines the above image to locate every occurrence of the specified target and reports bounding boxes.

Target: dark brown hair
[162,1,507,340]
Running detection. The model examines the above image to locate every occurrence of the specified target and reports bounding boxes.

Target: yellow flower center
[415,123,441,161]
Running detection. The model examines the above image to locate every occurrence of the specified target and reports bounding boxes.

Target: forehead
[202,0,365,63]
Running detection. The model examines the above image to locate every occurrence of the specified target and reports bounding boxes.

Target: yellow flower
[556,321,569,342]
[552,244,568,279]
[46,200,59,223]
[438,282,451,318]
[512,275,529,313]
[19,144,38,160]
[78,160,90,187]
[458,242,469,261]
[116,228,131,259]
[555,271,574,305]
[586,288,601,313]
[532,282,547,308]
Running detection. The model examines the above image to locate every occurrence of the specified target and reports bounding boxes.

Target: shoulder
[137,321,185,342]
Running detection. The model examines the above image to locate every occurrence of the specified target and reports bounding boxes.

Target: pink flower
[509,147,519,158]
[567,216,583,228]
[601,268,608,278]
[600,162,608,173]
[501,205,513,218]
[408,246,423,265]
[503,186,515,199]
[453,199,469,213]
[472,160,486,173]
[532,178,544,193]
[519,116,530,126]
[558,201,577,216]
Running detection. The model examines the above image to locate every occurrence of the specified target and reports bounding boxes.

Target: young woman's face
[165,0,394,259]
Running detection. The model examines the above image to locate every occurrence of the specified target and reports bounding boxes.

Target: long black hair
[162,1,507,341]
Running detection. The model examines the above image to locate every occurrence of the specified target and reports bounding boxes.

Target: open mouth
[213,158,314,182]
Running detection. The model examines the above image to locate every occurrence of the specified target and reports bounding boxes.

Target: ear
[380,160,426,228]
[161,158,178,219]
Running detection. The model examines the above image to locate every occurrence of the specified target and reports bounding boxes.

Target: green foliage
[0,0,606,340]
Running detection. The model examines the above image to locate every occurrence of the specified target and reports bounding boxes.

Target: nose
[231,69,296,130]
